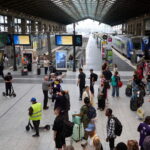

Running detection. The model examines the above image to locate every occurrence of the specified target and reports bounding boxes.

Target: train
[112,35,150,60]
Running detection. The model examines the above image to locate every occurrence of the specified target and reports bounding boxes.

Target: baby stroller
[3,85,16,97]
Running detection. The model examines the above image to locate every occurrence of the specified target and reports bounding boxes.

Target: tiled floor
[0,35,149,150]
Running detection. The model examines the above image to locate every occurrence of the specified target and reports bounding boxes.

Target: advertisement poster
[56,51,67,70]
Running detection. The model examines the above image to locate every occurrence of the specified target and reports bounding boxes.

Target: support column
[73,23,76,72]
[21,18,26,34]
[47,32,52,62]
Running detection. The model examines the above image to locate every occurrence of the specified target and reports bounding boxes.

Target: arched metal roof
[0,0,150,25]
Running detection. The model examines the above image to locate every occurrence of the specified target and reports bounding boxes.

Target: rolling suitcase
[125,85,132,97]
[72,123,84,142]
[98,94,105,110]
[130,97,138,111]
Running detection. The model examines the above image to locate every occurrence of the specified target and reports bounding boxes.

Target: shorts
[55,134,66,148]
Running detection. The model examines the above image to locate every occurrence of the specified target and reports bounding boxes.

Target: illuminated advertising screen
[55,35,73,46]
[13,34,31,45]
[55,51,67,70]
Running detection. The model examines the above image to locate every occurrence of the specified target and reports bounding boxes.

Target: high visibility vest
[29,103,42,121]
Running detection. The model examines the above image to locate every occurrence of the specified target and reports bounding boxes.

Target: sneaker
[32,134,39,137]
[43,106,49,110]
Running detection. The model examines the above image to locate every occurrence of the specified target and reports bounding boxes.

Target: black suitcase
[125,85,132,97]
[130,97,138,111]
[21,70,28,76]
[98,95,105,110]
[37,68,41,75]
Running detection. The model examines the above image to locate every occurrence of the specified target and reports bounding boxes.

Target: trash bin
[37,64,41,75]
[40,67,45,75]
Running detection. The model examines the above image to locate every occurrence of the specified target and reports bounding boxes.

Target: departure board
[55,35,73,46]
[13,34,31,45]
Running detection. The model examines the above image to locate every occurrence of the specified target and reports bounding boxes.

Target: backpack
[63,120,74,138]
[113,117,123,136]
[87,106,97,119]
[93,73,98,82]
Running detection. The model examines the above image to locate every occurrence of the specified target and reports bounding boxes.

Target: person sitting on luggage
[73,97,92,140]
[28,97,42,137]
[53,107,66,150]
[81,123,103,150]
[4,72,13,97]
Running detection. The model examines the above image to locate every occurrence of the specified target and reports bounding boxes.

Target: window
[26,20,31,24]
[14,18,22,33]
[0,15,8,32]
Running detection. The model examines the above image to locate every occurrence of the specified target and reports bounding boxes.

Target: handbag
[118,81,123,87]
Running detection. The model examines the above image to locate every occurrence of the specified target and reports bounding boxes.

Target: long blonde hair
[127,140,139,150]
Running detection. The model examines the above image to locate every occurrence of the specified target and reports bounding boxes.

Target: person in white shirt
[43,58,49,75]
[82,86,94,105]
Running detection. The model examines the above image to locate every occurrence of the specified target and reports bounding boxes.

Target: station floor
[0,35,150,150]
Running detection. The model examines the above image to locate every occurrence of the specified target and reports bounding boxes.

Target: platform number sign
[74,35,82,46]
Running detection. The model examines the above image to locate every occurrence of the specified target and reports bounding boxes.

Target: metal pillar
[73,23,76,72]
[47,32,52,62]
[13,44,17,71]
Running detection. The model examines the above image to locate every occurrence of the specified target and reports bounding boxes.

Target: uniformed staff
[28,97,42,137]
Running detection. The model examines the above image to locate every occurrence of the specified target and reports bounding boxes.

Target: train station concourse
[0,1,150,150]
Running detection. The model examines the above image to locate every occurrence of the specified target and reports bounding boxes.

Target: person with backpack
[53,107,66,150]
[137,116,150,150]
[105,108,123,150]
[73,97,96,139]
[111,71,120,97]
[89,69,98,95]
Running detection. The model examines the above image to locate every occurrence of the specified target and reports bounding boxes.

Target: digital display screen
[13,35,31,45]
[55,35,73,46]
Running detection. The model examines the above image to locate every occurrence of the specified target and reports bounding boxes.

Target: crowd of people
[1,54,150,150]
[27,58,150,150]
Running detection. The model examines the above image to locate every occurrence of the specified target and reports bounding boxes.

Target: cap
[85,123,95,132]
[31,97,36,102]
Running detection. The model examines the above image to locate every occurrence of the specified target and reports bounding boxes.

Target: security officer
[28,97,42,137]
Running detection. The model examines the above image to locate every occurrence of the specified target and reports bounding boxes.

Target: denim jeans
[147,82,150,94]
[112,86,119,97]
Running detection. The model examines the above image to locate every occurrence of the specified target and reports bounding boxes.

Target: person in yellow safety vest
[28,97,42,137]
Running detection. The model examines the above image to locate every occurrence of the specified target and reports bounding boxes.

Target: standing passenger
[105,108,116,150]
[53,107,66,150]
[42,76,51,110]
[77,68,86,100]
[28,97,42,137]
[137,116,150,150]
